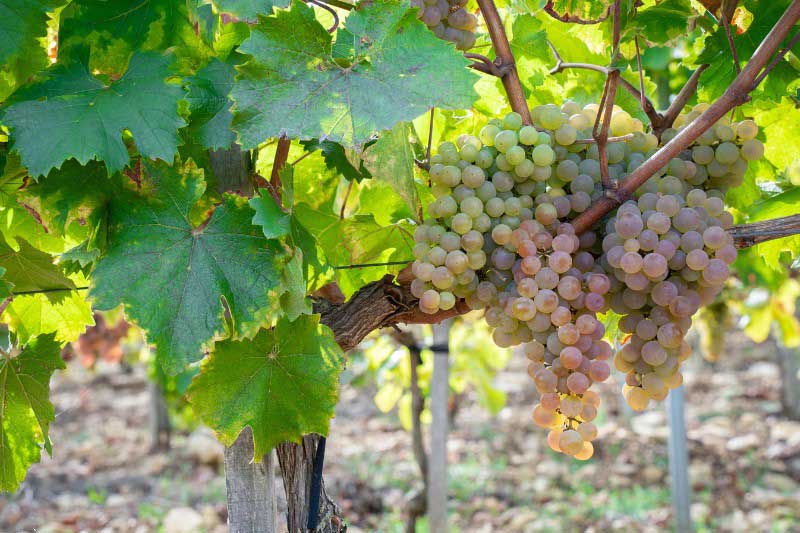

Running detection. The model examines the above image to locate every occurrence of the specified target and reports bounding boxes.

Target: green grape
[736,119,758,140]
[480,124,500,146]
[540,107,564,130]
[555,124,577,145]
[475,148,495,169]
[519,125,538,145]
[494,130,518,153]
[450,213,473,234]
[531,144,556,166]
[503,112,524,131]
[715,142,740,164]
[515,159,535,178]
[741,138,764,161]
[556,160,579,181]
[460,196,483,218]
[505,145,526,166]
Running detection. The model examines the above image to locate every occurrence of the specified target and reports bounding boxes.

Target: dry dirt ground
[0,329,798,532]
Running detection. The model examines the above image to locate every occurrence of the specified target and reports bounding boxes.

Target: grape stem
[720,0,742,75]
[308,0,340,32]
[571,0,800,235]
[547,41,663,129]
[465,53,507,77]
[475,0,533,125]
[594,0,622,193]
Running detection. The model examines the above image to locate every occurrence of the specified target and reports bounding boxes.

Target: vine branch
[475,0,533,124]
[571,0,800,235]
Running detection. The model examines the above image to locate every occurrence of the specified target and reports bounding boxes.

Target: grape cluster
[410,0,477,50]
[411,101,761,459]
[603,191,736,410]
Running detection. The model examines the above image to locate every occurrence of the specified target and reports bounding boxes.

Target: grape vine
[0,0,799,531]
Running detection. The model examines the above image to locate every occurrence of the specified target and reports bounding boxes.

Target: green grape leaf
[3,53,186,177]
[0,151,26,209]
[212,0,291,21]
[279,249,311,320]
[5,291,94,343]
[0,0,61,67]
[299,140,373,183]
[625,0,693,45]
[750,98,800,175]
[89,162,289,375]
[545,1,612,21]
[18,160,113,241]
[185,58,237,151]
[362,122,421,220]
[695,0,799,100]
[0,236,74,295]
[187,314,343,457]
[232,0,478,148]
[0,333,64,492]
[59,240,101,276]
[58,0,211,74]
[249,190,291,239]
[294,203,413,297]
[0,268,11,300]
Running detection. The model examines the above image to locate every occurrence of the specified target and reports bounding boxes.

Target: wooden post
[147,380,171,451]
[428,319,452,533]
[666,386,692,533]
[776,340,800,420]
[276,435,344,532]
[224,429,278,533]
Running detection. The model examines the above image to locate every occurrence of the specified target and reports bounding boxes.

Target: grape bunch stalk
[410,0,477,50]
[411,102,765,459]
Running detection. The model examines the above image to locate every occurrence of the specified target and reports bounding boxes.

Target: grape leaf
[293,203,413,297]
[5,291,94,343]
[0,0,61,67]
[89,162,289,375]
[695,0,799,100]
[212,0,291,21]
[279,249,311,320]
[18,160,113,241]
[749,98,800,175]
[299,140,373,183]
[58,0,211,74]
[185,58,237,151]
[2,53,186,177]
[231,0,478,148]
[362,122,421,219]
[625,0,693,45]
[249,190,291,239]
[0,333,64,492]
[0,236,74,295]
[187,314,343,457]
[546,0,612,21]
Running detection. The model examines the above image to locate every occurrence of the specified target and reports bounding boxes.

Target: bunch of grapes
[603,191,736,410]
[411,100,762,459]
[410,0,477,50]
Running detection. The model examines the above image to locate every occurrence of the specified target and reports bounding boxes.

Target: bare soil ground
[1,329,798,532]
